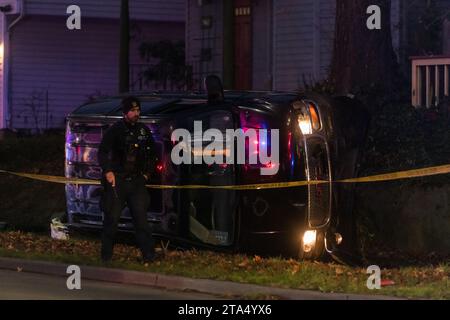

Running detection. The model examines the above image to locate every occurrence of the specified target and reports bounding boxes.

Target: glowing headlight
[302,230,317,253]
[296,102,321,135]
[298,114,312,135]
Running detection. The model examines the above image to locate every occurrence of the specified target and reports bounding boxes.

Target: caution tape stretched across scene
[0,170,101,185]
[1,164,450,190]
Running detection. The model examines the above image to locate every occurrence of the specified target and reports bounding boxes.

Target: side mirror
[204,75,224,105]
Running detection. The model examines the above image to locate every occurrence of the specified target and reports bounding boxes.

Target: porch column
[0,13,6,129]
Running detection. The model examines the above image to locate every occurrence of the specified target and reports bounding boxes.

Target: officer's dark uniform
[98,97,157,262]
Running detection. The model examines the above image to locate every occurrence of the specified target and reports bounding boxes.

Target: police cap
[121,96,141,114]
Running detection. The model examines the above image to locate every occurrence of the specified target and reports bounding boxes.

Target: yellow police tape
[1,164,450,190]
[0,170,101,185]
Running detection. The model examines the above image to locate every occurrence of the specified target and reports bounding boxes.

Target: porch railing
[411,55,450,108]
[129,64,194,92]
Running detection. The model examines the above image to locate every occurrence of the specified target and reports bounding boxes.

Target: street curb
[0,257,401,300]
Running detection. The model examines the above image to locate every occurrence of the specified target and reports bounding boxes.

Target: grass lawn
[0,131,449,299]
[0,231,448,299]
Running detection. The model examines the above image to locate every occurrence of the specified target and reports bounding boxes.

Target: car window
[71,100,122,115]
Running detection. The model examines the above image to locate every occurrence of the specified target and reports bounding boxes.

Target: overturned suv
[65,83,369,261]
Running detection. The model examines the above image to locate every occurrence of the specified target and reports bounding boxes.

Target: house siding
[186,0,202,89]
[404,0,450,56]
[444,19,450,54]
[252,0,272,90]
[319,0,335,80]
[9,16,184,129]
[25,0,185,22]
[273,0,316,91]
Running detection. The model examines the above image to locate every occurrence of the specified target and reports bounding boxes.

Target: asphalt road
[0,269,220,300]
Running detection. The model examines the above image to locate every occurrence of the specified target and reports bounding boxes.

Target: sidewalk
[0,257,402,300]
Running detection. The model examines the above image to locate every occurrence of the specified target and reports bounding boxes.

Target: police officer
[98,96,157,263]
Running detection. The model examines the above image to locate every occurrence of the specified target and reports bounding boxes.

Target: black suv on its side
[65,90,369,260]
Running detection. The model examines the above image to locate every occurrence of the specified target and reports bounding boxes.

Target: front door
[234,0,252,90]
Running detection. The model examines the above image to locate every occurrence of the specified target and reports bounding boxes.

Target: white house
[0,0,185,130]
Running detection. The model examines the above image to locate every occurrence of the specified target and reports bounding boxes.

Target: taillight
[241,126,278,171]
[156,163,164,173]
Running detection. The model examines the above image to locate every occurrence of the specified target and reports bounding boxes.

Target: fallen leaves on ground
[290,264,300,275]
[0,231,449,299]
[335,267,344,275]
